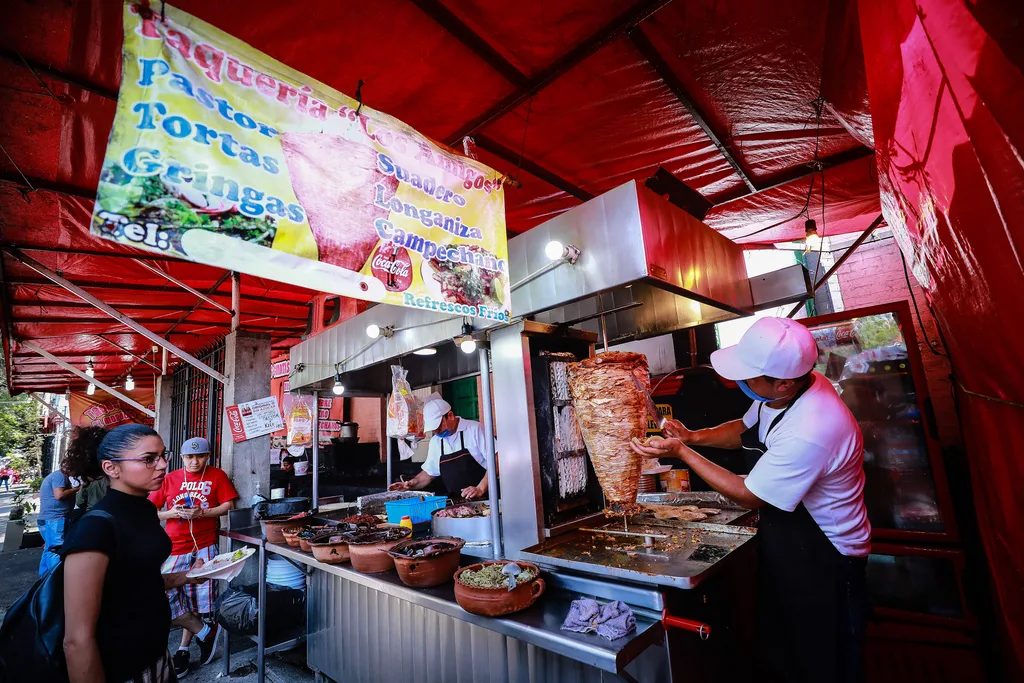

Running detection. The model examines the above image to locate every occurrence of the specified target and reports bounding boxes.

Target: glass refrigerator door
[801,302,958,542]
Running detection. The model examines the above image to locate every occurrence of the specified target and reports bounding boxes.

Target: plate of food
[186,547,256,580]
[420,245,509,315]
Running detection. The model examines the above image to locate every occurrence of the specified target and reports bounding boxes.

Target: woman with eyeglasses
[60,424,209,683]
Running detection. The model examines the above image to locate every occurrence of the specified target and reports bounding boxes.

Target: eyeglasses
[109,454,168,469]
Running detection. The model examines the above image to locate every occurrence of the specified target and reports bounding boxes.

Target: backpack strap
[57,509,118,559]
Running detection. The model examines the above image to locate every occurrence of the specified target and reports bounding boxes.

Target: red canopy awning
[0,0,880,393]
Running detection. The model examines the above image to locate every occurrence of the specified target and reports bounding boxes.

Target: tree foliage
[0,352,42,476]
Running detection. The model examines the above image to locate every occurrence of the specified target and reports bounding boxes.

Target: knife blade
[631,375,665,430]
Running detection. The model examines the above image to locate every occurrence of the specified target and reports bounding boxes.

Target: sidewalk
[0,487,44,622]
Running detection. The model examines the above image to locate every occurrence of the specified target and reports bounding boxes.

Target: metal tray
[430,501,492,543]
[636,492,757,526]
[519,517,757,590]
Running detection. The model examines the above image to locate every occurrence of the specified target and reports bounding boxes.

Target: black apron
[438,431,487,496]
[743,388,867,683]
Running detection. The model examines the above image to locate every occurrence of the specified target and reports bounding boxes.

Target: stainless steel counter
[267,541,665,675]
[220,525,671,682]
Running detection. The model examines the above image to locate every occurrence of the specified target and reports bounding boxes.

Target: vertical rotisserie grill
[567,352,650,505]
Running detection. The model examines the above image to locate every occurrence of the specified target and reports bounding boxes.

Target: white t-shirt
[421,418,496,478]
[742,372,871,557]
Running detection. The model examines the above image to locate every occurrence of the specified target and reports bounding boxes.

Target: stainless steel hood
[289,180,806,391]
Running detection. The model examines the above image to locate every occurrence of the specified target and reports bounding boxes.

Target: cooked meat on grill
[697,508,722,516]
[568,352,649,504]
[644,505,708,522]
[280,131,398,272]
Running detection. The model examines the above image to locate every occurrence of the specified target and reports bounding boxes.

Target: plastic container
[386,496,446,525]
[400,515,413,531]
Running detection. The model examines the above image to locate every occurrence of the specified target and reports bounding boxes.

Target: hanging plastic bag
[387,366,423,438]
[283,394,314,447]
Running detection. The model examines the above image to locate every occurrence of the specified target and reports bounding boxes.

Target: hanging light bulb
[366,324,381,339]
[332,372,345,395]
[804,218,821,251]
[457,322,476,354]
[86,382,95,396]
[125,374,135,391]
[545,240,566,261]
[85,360,95,377]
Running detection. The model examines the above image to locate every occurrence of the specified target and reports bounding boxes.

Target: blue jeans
[38,518,65,576]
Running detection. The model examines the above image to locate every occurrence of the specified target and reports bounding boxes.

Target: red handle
[662,609,711,640]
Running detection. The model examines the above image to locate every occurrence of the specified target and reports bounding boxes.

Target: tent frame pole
[21,341,155,416]
[4,247,227,384]
[131,258,234,316]
[785,214,885,318]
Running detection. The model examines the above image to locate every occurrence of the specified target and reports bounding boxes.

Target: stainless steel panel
[290,306,470,392]
[490,323,545,559]
[749,263,811,308]
[307,569,670,683]
[509,181,649,317]
[520,521,758,590]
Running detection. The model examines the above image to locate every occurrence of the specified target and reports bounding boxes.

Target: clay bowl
[454,561,546,617]
[281,526,303,548]
[310,532,354,565]
[297,526,334,553]
[260,515,306,544]
[346,528,413,573]
[386,537,466,588]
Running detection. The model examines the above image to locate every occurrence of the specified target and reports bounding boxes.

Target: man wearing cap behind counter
[631,317,870,683]
[149,437,239,678]
[387,398,497,501]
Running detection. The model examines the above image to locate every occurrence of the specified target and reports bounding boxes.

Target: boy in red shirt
[150,437,238,678]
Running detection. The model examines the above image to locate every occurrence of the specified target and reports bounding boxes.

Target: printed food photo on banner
[92,2,510,322]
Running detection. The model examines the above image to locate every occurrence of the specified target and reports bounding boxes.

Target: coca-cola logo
[370,243,412,292]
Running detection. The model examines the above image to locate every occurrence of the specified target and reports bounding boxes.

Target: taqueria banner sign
[93,2,511,323]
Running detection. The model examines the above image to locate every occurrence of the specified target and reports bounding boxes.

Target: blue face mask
[435,428,452,438]
[737,379,773,402]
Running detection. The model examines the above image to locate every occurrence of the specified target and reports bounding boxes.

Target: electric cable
[898,250,948,358]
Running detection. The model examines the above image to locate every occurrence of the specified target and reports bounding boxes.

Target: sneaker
[197,623,222,665]
[172,649,190,679]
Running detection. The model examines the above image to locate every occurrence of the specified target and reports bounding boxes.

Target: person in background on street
[61,423,209,683]
[0,466,11,492]
[388,399,497,501]
[62,427,111,530]
[149,437,238,678]
[36,467,80,576]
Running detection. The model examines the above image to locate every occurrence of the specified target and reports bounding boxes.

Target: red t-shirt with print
[149,467,239,555]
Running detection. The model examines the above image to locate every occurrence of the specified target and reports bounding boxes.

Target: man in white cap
[387,398,495,500]
[149,437,238,678]
[632,317,870,683]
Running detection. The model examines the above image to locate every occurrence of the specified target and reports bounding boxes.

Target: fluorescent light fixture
[125,374,134,391]
[332,372,345,395]
[413,348,437,356]
[545,240,565,261]
[366,324,381,339]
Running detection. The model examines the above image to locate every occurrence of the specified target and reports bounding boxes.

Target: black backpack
[0,509,115,683]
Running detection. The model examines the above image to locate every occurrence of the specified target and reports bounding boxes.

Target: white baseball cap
[423,398,453,432]
[710,317,818,381]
